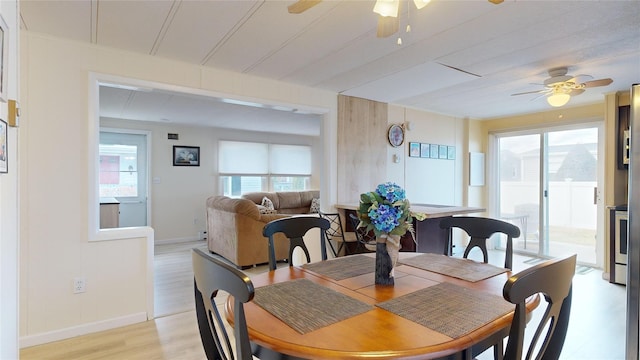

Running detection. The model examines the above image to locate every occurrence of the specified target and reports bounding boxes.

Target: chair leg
[493,341,504,360]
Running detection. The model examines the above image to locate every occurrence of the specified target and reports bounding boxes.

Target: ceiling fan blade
[511,89,549,96]
[377,15,399,38]
[582,78,613,88]
[288,0,322,14]
[570,89,586,96]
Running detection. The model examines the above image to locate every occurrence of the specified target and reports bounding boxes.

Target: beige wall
[19,31,336,346]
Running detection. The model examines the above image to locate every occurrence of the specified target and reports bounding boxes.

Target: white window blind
[269,144,311,175]
[218,141,269,174]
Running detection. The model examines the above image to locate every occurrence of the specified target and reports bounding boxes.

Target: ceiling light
[547,92,570,107]
[413,0,431,10]
[373,0,400,17]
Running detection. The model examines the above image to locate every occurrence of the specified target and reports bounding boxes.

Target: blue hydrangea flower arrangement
[356,182,426,238]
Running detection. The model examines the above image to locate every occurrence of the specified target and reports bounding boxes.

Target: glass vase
[375,234,401,286]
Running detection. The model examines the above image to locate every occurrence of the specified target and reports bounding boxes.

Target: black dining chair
[348,213,377,253]
[263,216,330,271]
[502,254,577,360]
[319,211,354,257]
[439,216,520,270]
[192,248,255,360]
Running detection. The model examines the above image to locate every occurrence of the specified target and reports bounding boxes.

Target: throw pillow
[261,196,275,210]
[309,198,320,213]
[257,205,278,215]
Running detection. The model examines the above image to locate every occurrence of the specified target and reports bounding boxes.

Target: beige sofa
[206,190,320,268]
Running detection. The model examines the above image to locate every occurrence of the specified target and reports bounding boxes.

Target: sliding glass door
[495,124,601,266]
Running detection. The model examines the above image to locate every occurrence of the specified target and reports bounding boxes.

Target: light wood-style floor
[20,241,626,360]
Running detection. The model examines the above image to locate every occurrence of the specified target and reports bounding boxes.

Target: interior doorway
[99,130,149,228]
[494,124,602,267]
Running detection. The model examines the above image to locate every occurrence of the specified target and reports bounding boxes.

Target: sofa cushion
[257,204,277,214]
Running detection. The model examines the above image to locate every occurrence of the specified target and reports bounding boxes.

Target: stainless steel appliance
[614,209,628,285]
[626,83,640,359]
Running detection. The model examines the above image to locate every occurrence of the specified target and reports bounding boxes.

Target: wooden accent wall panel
[337,95,388,203]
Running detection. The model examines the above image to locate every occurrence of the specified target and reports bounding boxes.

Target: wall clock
[387,124,404,147]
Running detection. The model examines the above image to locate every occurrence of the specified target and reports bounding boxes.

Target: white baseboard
[154,236,205,245]
[19,312,148,348]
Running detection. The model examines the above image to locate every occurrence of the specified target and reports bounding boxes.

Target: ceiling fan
[511,67,614,107]
[287,0,503,38]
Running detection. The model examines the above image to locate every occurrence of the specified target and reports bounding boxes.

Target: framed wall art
[409,142,420,157]
[420,143,430,158]
[0,119,7,173]
[173,145,200,166]
[0,15,8,103]
[429,144,439,158]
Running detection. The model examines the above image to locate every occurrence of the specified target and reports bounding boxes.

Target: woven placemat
[302,255,376,280]
[399,253,508,282]
[253,278,373,334]
[377,282,514,338]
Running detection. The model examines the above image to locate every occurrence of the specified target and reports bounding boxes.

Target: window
[219,141,311,196]
[99,143,139,197]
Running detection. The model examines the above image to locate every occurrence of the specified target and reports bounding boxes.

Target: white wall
[388,105,467,206]
[20,31,336,346]
[0,1,19,357]
[100,117,322,243]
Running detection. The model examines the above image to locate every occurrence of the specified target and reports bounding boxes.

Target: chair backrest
[318,211,349,257]
[502,254,577,360]
[348,213,377,252]
[192,248,255,360]
[263,216,330,271]
[439,216,521,269]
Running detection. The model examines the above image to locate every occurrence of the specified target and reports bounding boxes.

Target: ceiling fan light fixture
[413,0,431,10]
[373,0,400,17]
[547,92,570,107]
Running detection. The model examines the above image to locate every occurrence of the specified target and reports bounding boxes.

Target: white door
[99,131,148,228]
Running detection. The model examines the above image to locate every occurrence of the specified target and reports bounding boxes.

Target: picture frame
[447,146,456,160]
[0,119,7,173]
[429,144,439,158]
[387,124,404,147]
[0,15,8,103]
[439,145,448,159]
[409,142,420,157]
[420,143,430,158]
[173,145,200,166]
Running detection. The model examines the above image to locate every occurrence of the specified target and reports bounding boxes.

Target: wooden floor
[20,242,626,360]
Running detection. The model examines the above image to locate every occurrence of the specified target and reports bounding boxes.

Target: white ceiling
[20,0,640,136]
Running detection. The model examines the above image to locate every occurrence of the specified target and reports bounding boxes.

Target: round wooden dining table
[225,253,539,360]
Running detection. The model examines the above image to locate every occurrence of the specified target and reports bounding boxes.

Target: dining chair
[192,248,255,360]
[502,254,577,360]
[318,211,354,257]
[348,213,377,253]
[263,216,330,271]
[438,216,520,270]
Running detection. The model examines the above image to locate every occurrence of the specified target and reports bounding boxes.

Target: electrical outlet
[73,277,86,294]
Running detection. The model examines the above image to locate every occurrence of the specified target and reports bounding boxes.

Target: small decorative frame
[0,119,7,173]
[439,145,448,159]
[420,143,430,158]
[447,146,456,160]
[409,142,420,157]
[173,145,200,166]
[0,15,8,103]
[387,124,404,147]
[430,144,439,158]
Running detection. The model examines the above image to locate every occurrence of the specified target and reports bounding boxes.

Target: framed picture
[173,145,200,166]
[0,119,7,173]
[387,124,404,147]
[420,143,430,158]
[447,146,455,160]
[429,144,439,158]
[409,142,420,157]
[0,15,8,103]
[439,145,448,159]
